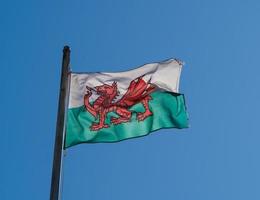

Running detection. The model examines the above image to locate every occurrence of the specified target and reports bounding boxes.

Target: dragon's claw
[137,111,152,121]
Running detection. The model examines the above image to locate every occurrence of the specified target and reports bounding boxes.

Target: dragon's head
[95,81,118,97]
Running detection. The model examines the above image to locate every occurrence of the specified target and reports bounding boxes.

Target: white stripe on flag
[69,59,183,108]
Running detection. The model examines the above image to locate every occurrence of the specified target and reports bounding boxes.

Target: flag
[65,59,189,148]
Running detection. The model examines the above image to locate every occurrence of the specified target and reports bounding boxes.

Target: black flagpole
[50,46,70,200]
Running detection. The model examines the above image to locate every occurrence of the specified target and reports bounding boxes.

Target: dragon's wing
[117,76,156,107]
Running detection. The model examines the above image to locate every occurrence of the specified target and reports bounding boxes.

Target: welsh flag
[65,59,189,148]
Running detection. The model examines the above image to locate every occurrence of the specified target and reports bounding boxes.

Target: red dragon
[84,76,156,131]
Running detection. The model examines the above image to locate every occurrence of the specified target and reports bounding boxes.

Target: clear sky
[2,0,260,200]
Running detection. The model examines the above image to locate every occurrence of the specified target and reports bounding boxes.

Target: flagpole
[50,46,71,200]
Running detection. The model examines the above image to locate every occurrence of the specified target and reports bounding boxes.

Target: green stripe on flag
[65,91,189,148]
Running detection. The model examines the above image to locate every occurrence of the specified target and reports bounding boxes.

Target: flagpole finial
[63,45,70,53]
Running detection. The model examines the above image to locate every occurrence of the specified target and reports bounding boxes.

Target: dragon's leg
[90,109,109,131]
[137,96,153,121]
[111,107,132,125]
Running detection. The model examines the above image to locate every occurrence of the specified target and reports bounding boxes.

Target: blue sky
[2,0,260,199]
